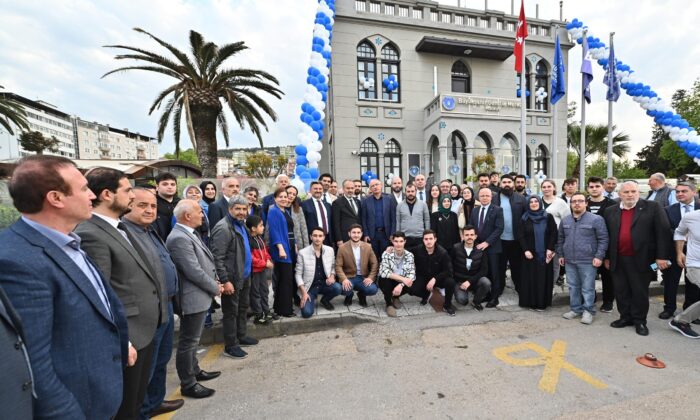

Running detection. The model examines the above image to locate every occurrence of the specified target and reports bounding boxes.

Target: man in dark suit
[492,175,526,294]
[660,181,700,319]
[0,284,34,419]
[332,179,362,246]
[302,181,332,245]
[76,167,167,419]
[208,177,241,229]
[469,187,504,307]
[603,180,671,336]
[361,178,397,260]
[0,156,128,419]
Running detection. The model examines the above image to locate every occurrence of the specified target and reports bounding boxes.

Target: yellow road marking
[492,340,608,394]
[153,344,224,419]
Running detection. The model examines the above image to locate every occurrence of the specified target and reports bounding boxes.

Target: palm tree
[567,123,630,178]
[102,29,284,177]
[0,86,30,135]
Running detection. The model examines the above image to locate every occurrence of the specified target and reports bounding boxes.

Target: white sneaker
[562,311,581,320]
[581,311,593,325]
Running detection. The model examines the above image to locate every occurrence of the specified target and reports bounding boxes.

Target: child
[247,215,275,324]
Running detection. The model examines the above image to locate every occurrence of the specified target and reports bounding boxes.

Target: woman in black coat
[517,196,558,310]
[430,195,461,254]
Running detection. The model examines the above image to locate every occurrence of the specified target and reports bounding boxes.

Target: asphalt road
[156,297,699,420]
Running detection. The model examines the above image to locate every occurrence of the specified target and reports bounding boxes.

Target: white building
[74,118,158,160]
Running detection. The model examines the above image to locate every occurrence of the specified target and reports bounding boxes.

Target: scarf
[462,187,475,219]
[522,196,548,263]
[199,181,217,205]
[438,194,452,215]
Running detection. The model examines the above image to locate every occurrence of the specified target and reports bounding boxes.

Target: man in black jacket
[452,225,492,311]
[331,179,362,246]
[154,172,180,240]
[408,230,456,316]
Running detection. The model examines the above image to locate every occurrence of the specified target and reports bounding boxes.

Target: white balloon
[291,177,306,193]
[308,161,319,169]
[307,151,321,162]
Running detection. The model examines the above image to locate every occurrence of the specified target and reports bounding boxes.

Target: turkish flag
[514,0,528,73]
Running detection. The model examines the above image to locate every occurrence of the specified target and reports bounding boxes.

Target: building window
[360,138,379,183]
[507,21,516,32]
[355,0,366,12]
[454,15,464,25]
[497,136,516,171]
[535,59,549,111]
[430,10,438,21]
[451,61,471,93]
[398,6,408,17]
[384,4,394,15]
[357,41,377,100]
[516,60,532,109]
[384,139,402,180]
[380,43,400,102]
[529,25,537,35]
[467,16,476,26]
[535,145,548,175]
[369,1,381,13]
[412,8,423,19]
[540,27,550,36]
[473,132,492,160]
[479,18,489,29]
[441,13,451,23]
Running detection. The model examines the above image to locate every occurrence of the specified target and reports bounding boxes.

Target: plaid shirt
[378,249,416,280]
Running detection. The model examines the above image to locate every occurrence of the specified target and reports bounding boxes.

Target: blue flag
[550,33,566,105]
[603,40,620,102]
[581,35,594,104]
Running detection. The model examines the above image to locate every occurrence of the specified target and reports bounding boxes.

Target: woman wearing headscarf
[517,196,558,311]
[178,184,211,244]
[430,195,461,254]
[457,186,476,229]
[449,184,462,213]
[200,180,218,216]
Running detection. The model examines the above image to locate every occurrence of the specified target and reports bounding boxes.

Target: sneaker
[344,295,353,306]
[600,303,613,313]
[392,297,402,309]
[253,314,268,325]
[555,276,565,286]
[669,320,700,338]
[223,346,248,359]
[562,311,581,320]
[386,305,397,317]
[471,302,484,312]
[265,311,280,321]
[581,311,593,325]
[358,292,368,308]
[443,305,456,316]
[320,298,335,311]
[239,336,259,346]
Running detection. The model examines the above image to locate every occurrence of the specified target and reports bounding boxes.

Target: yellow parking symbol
[492,340,608,394]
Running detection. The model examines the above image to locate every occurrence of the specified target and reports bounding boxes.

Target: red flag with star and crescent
[514,0,528,72]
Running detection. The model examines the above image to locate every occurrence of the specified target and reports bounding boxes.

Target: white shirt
[176,223,196,235]
[674,210,700,268]
[464,246,474,270]
[416,189,427,201]
[352,244,362,276]
[94,212,131,244]
[393,192,403,204]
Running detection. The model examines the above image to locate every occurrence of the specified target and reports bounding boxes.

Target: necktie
[349,197,357,215]
[317,200,328,233]
[116,222,133,246]
[68,240,113,318]
[478,207,486,231]
[685,204,691,215]
[420,191,424,201]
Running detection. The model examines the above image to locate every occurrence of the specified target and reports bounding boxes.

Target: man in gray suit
[76,167,167,420]
[167,199,223,399]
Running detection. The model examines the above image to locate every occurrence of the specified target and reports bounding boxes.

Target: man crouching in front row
[296,228,341,318]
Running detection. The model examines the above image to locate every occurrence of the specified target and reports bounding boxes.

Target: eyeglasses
[570,199,586,204]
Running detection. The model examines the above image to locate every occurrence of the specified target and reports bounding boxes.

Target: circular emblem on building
[442,96,456,111]
[409,166,420,177]
[449,164,461,176]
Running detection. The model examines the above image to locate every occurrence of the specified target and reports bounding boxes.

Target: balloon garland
[293,0,336,193]
[566,18,700,166]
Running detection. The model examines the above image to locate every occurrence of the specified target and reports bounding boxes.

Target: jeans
[454,277,491,306]
[301,282,342,318]
[176,310,208,389]
[249,271,270,315]
[222,277,250,347]
[340,275,379,298]
[139,301,174,419]
[370,230,390,262]
[566,263,598,314]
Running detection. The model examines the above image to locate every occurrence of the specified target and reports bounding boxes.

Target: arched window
[380,43,400,102]
[384,139,402,181]
[535,60,549,111]
[451,61,471,93]
[516,61,532,109]
[473,132,492,159]
[497,135,516,172]
[357,41,377,100]
[535,144,548,175]
[360,138,379,184]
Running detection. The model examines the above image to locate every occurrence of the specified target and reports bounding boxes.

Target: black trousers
[115,340,155,420]
[612,256,655,325]
[405,236,423,249]
[222,277,250,348]
[486,251,501,299]
[370,230,390,262]
[273,262,295,316]
[684,280,700,310]
[379,275,454,306]
[599,265,615,305]
[498,240,523,294]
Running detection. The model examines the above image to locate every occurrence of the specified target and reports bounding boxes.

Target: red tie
[317,200,328,233]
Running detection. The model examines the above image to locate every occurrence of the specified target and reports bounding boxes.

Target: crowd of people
[1,155,699,419]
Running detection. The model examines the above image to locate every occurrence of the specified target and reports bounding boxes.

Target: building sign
[440,94,521,118]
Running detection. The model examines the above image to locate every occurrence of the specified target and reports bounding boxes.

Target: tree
[586,158,647,180]
[103,29,284,177]
[19,131,59,155]
[0,86,30,135]
[163,148,200,167]
[471,154,495,174]
[636,125,670,175]
[567,124,630,179]
[275,155,289,176]
[244,152,274,178]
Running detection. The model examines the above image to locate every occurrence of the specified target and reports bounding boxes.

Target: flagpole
[520,43,527,175]
[579,29,587,189]
[606,32,615,178]
[551,26,559,181]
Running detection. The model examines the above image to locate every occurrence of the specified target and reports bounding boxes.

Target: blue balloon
[308,168,320,179]
[296,165,308,176]
[300,171,312,180]
[295,145,308,155]
[312,111,322,121]
[317,74,326,84]
[303,114,313,124]
[310,121,321,131]
[318,121,325,130]
[296,156,309,166]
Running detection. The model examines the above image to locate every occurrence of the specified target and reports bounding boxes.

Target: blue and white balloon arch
[292,0,336,193]
[566,18,700,166]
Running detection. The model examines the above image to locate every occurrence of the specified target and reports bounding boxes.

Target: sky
[1,0,698,160]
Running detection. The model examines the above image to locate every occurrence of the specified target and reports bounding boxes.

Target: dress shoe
[386,304,397,317]
[420,296,429,305]
[485,299,498,308]
[320,298,334,311]
[195,370,221,381]
[392,297,402,309]
[635,323,649,336]
[223,346,248,359]
[658,311,673,320]
[344,295,353,306]
[358,292,368,307]
[693,319,700,325]
[610,318,634,328]
[443,305,456,316]
[181,383,215,399]
[472,302,484,311]
[148,399,184,417]
[239,336,259,346]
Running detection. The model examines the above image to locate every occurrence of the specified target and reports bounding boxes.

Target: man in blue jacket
[0,155,129,419]
[361,179,396,261]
